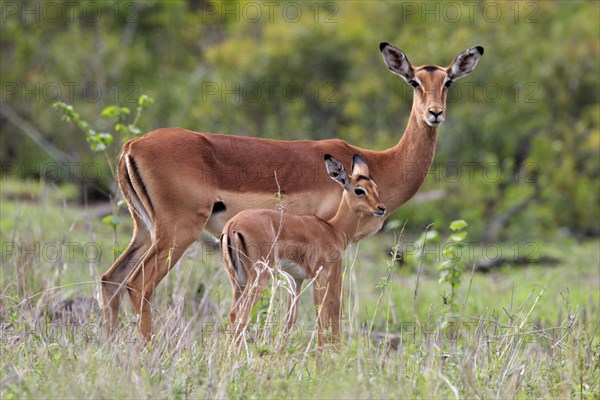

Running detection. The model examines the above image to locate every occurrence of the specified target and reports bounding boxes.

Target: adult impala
[101,42,484,340]
[222,154,385,347]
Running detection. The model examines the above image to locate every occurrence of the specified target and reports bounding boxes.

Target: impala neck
[327,196,365,248]
[380,105,439,210]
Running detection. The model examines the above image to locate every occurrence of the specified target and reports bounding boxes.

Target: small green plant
[53,94,153,155]
[52,95,154,250]
[405,220,469,311]
[437,219,469,310]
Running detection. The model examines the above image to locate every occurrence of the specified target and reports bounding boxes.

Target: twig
[462,262,477,316]
[0,102,72,162]
[413,223,433,319]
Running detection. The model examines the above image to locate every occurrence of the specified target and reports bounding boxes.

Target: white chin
[426,120,443,127]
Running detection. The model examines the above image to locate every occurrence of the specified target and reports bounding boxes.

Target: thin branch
[413,223,433,319]
[483,184,540,242]
[0,102,72,162]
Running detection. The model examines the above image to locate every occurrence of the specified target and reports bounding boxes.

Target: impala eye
[444,80,453,88]
[354,188,366,197]
[409,80,420,88]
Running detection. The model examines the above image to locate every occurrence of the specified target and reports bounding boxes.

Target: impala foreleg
[312,263,343,348]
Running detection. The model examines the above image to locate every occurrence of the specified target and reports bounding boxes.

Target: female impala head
[380,42,484,127]
[324,154,386,217]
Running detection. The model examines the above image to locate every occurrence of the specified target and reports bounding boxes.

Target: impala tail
[221,229,248,286]
[118,150,155,237]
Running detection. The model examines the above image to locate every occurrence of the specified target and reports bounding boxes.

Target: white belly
[277,259,309,280]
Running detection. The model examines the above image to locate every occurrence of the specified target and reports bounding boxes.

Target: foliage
[52,102,113,153]
[52,94,154,239]
[437,220,469,310]
[401,220,470,311]
[53,95,153,157]
[1,2,598,240]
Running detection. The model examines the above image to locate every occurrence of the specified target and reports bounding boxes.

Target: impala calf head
[324,154,386,217]
[380,42,484,127]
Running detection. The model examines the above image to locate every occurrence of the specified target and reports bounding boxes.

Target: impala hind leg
[221,236,245,325]
[226,272,244,325]
[101,215,151,338]
[126,221,203,341]
[231,266,270,345]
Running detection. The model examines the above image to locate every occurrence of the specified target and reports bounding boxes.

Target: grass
[1,179,599,399]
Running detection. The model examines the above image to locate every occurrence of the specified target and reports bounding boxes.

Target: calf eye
[409,80,420,88]
[354,188,366,196]
[444,80,453,88]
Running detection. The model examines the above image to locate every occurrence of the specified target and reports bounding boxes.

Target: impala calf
[221,154,386,347]
[101,43,483,341]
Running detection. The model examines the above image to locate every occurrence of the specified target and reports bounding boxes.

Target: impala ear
[447,46,484,80]
[351,154,370,177]
[380,42,415,83]
[324,154,349,188]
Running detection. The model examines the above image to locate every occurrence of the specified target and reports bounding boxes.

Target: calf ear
[447,46,484,80]
[351,154,370,177]
[324,154,349,188]
[380,42,415,83]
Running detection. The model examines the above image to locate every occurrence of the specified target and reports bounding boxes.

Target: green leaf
[138,94,155,106]
[442,247,456,259]
[439,259,454,270]
[450,231,468,242]
[438,271,448,283]
[101,105,130,121]
[115,123,129,133]
[101,105,120,119]
[450,220,468,231]
[128,125,141,135]
[444,241,463,254]
[102,215,120,227]
[91,142,106,152]
[97,132,113,144]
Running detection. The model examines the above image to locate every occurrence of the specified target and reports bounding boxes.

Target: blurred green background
[1,0,598,241]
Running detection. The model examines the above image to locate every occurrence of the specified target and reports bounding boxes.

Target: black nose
[376,205,386,215]
[429,110,442,118]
